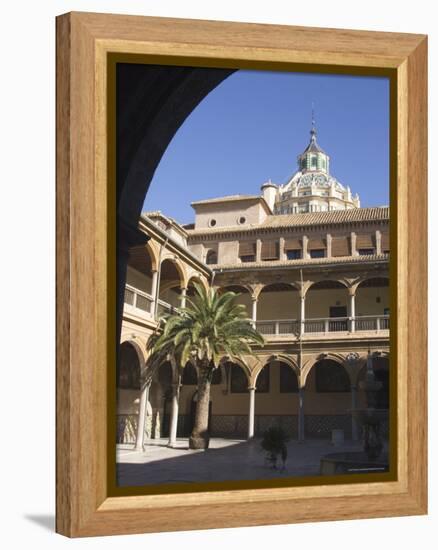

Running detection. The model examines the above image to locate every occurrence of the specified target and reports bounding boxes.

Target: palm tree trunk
[189,363,212,449]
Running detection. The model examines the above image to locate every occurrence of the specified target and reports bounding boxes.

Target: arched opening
[123,245,156,316]
[157,259,184,315]
[355,277,390,331]
[305,280,349,333]
[254,360,299,437]
[116,64,234,346]
[218,285,252,318]
[304,359,352,439]
[117,342,142,444]
[257,283,299,336]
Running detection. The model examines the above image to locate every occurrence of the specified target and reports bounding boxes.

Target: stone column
[375,230,382,255]
[298,386,305,442]
[256,239,262,262]
[326,233,332,258]
[180,287,187,309]
[351,232,358,256]
[302,235,309,259]
[168,380,181,448]
[279,237,285,260]
[351,384,359,441]
[299,291,306,336]
[349,288,356,332]
[247,386,256,439]
[150,269,159,318]
[251,296,258,328]
[135,383,150,451]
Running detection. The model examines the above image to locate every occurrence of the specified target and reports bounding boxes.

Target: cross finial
[310,102,316,139]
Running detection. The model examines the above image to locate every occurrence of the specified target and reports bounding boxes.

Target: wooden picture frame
[56,11,427,537]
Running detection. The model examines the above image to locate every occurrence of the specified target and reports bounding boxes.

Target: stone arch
[118,341,143,390]
[256,282,300,328]
[252,354,299,386]
[302,354,352,388]
[187,274,209,293]
[126,243,158,296]
[255,281,299,300]
[219,357,251,392]
[145,241,159,271]
[159,256,187,288]
[305,278,349,295]
[116,66,235,346]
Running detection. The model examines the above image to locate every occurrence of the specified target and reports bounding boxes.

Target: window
[286,249,301,260]
[208,218,217,227]
[261,240,279,261]
[279,364,298,393]
[358,248,375,255]
[311,156,317,168]
[239,241,256,263]
[310,249,325,258]
[205,250,217,265]
[238,216,246,225]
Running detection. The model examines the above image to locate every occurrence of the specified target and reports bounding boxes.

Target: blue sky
[143,70,389,225]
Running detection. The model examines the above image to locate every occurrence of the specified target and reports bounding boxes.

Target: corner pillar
[247,386,256,439]
[135,383,150,451]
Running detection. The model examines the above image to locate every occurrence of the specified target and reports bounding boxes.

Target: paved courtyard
[116,437,364,487]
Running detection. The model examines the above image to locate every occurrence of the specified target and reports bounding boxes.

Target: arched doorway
[117,342,142,443]
[304,359,352,438]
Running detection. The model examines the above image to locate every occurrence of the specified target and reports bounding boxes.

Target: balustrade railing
[256,320,299,336]
[355,315,390,331]
[256,315,389,337]
[124,284,154,316]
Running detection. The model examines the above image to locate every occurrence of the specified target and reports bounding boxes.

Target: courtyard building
[117,124,390,451]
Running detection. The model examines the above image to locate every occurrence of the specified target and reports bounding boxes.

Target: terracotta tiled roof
[187,206,389,236]
[210,253,389,271]
[191,194,262,206]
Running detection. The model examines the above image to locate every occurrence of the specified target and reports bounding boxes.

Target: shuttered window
[381,232,390,252]
[331,236,350,257]
[356,234,375,248]
[238,241,256,257]
[284,238,301,251]
[261,240,279,260]
[308,238,326,250]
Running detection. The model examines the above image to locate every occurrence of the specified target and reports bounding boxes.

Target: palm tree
[146,283,264,449]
